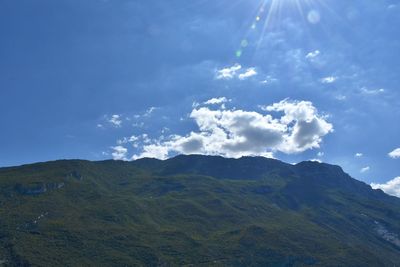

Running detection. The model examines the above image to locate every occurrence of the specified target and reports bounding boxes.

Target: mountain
[0,155,399,266]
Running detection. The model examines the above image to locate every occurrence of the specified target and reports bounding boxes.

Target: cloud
[261,99,334,153]
[131,107,159,121]
[389,148,400,159]
[305,50,320,59]
[321,76,337,84]
[129,135,139,142]
[360,166,370,173]
[238,68,257,80]
[130,99,333,159]
[109,115,122,127]
[133,143,170,160]
[215,64,257,80]
[144,107,158,117]
[117,135,139,145]
[204,97,230,105]
[371,177,400,198]
[355,153,363,157]
[260,76,278,85]
[216,64,242,79]
[335,95,347,101]
[360,87,385,95]
[111,146,128,160]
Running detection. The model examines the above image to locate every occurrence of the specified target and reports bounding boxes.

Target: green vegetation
[0,155,399,266]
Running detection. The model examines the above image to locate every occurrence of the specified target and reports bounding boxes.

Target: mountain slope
[0,155,399,266]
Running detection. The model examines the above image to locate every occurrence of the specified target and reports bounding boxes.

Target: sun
[258,0,324,29]
[234,0,325,58]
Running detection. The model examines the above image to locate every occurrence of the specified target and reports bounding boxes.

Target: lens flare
[307,10,321,24]
[234,0,331,57]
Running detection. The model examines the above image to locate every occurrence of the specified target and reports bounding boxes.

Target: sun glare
[236,0,326,58]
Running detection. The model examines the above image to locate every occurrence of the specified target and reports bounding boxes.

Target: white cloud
[111,146,128,160]
[117,135,139,145]
[389,148,400,159]
[109,115,122,127]
[144,107,158,117]
[360,166,370,173]
[131,99,333,159]
[335,95,347,101]
[305,50,320,59]
[321,76,337,84]
[132,143,170,160]
[129,135,139,142]
[371,177,400,197]
[355,153,363,157]
[204,97,230,105]
[216,64,242,79]
[141,134,151,144]
[132,107,159,121]
[238,68,257,80]
[260,76,278,85]
[216,64,257,80]
[317,152,324,157]
[262,99,333,153]
[360,87,385,95]
[132,122,145,128]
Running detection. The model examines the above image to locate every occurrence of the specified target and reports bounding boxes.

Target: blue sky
[0,0,399,193]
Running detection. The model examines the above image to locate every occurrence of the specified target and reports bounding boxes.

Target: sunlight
[236,0,326,57]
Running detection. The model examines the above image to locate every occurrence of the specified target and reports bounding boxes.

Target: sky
[0,0,399,195]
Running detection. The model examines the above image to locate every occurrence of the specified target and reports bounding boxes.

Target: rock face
[66,170,83,181]
[14,182,64,195]
[0,155,400,266]
[375,221,400,248]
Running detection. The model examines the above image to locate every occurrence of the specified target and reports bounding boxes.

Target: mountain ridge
[0,155,399,266]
